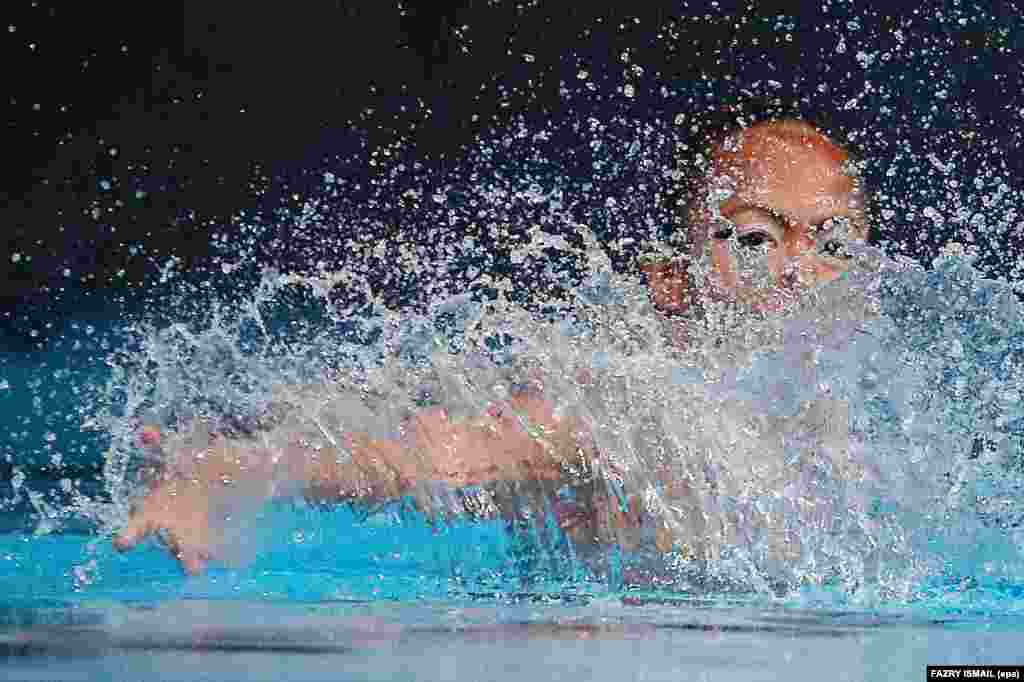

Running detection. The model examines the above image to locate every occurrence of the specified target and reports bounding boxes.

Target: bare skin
[642,118,866,314]
[115,393,583,574]
[115,118,868,574]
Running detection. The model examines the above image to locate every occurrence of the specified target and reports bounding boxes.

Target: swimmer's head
[699,118,869,310]
[649,118,869,316]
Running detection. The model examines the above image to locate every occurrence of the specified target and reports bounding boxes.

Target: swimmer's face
[698,120,867,312]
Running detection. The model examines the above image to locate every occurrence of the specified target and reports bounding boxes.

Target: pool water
[3,495,1023,681]
[3,590,1022,681]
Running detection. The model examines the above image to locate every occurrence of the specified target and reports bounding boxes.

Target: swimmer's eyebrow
[717,196,785,223]
[805,193,866,227]
[717,195,751,220]
[719,194,864,228]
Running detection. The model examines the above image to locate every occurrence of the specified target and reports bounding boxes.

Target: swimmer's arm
[278,390,577,500]
[120,427,562,517]
[114,399,575,572]
[293,407,574,503]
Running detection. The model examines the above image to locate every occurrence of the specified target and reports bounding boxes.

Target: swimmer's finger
[153,527,204,575]
[113,515,155,552]
[177,546,210,576]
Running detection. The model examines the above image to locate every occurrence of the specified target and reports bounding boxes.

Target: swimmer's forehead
[711,124,851,178]
[714,120,847,159]
[709,123,862,224]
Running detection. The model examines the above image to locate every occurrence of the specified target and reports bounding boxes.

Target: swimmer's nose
[790,252,848,288]
[784,231,817,260]
[780,232,849,287]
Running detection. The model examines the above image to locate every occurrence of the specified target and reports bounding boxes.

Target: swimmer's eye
[815,216,855,258]
[711,225,734,240]
[722,208,784,249]
[819,239,849,258]
[817,216,853,237]
[736,230,776,249]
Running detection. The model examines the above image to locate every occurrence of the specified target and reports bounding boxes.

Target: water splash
[7,2,1024,609]
[76,224,1024,605]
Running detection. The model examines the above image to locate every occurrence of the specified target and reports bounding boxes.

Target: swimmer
[114,118,869,575]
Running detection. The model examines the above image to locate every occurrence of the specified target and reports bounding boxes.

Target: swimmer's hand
[113,432,276,575]
[113,471,221,576]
